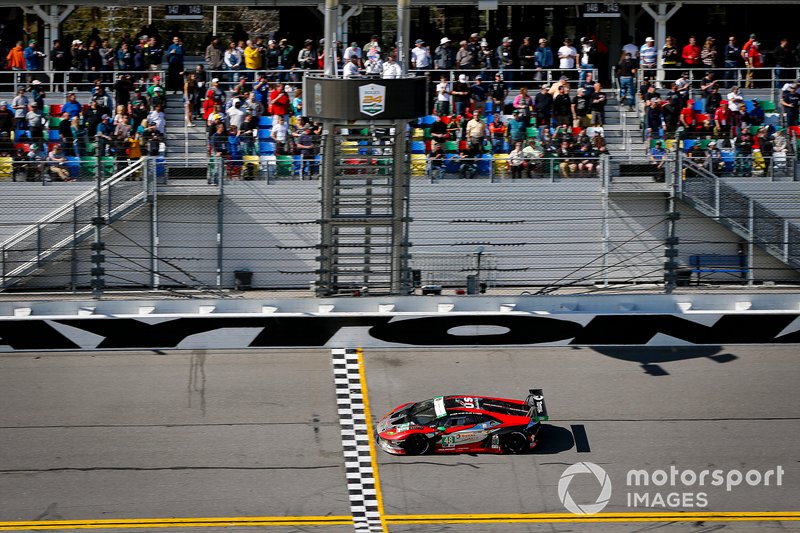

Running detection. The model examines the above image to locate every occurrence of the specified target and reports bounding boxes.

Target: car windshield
[409,399,437,425]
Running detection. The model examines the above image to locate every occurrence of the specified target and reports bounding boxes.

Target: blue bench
[688,254,749,284]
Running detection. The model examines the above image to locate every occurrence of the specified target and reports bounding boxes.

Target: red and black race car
[376,389,548,455]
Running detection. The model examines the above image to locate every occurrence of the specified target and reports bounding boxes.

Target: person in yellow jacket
[243,40,263,81]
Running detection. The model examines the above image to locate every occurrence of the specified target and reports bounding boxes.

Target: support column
[338,5,363,55]
[642,2,681,84]
[397,0,411,73]
[26,5,75,67]
[323,0,340,76]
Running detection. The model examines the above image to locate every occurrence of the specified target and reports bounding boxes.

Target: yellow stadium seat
[0,157,12,180]
[411,154,427,176]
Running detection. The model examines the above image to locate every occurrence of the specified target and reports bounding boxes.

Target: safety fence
[0,159,150,289]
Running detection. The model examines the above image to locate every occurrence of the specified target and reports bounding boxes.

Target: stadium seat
[485,101,494,113]
[423,127,432,140]
[682,139,697,151]
[48,117,61,128]
[258,116,272,127]
[242,155,260,179]
[155,156,166,178]
[458,140,468,151]
[341,141,358,154]
[443,141,458,153]
[493,153,509,175]
[47,129,60,142]
[257,129,272,140]
[412,128,424,140]
[100,156,115,176]
[526,127,538,139]
[419,115,436,126]
[65,156,81,178]
[410,154,427,176]
[760,100,776,113]
[258,141,275,155]
[49,104,61,116]
[477,154,492,175]
[692,100,704,112]
[411,141,425,154]
[0,156,12,180]
[444,154,461,173]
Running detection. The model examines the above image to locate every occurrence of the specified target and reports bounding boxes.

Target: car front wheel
[403,434,430,455]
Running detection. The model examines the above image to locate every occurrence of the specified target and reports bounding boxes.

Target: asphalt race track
[0,346,798,532]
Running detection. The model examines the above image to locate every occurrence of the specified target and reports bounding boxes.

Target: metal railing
[677,155,800,270]
[0,158,151,289]
[10,70,166,99]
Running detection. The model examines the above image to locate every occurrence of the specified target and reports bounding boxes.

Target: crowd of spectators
[421,73,610,179]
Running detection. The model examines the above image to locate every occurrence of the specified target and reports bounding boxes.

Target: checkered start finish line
[331,348,387,533]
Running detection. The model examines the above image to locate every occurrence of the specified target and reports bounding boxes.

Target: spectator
[496,37,514,82]
[773,39,793,88]
[99,38,114,82]
[26,102,45,143]
[639,37,657,81]
[645,99,663,138]
[557,38,577,80]
[572,86,591,129]
[133,36,147,71]
[71,115,89,157]
[295,124,318,177]
[713,101,731,136]
[590,82,607,126]
[744,41,762,89]
[363,35,381,64]
[144,36,164,72]
[553,85,573,127]
[291,87,302,116]
[95,114,114,156]
[723,37,741,88]
[364,54,383,76]
[682,36,701,78]
[47,144,73,181]
[11,89,29,130]
[428,142,445,180]
[477,40,494,77]
[343,56,360,78]
[734,128,754,176]
[534,38,553,82]
[382,55,402,78]
[522,138,543,177]
[205,35,224,73]
[513,86,533,125]
[243,40,262,79]
[489,73,508,112]
[411,39,430,71]
[748,98,765,126]
[451,74,470,115]
[430,113,448,144]
[622,36,639,60]
[507,110,526,144]
[147,104,166,134]
[508,141,524,179]
[6,41,26,79]
[518,37,535,80]
[700,37,717,72]
[578,36,597,83]
[617,52,637,110]
[488,113,506,153]
[298,39,317,70]
[534,84,553,127]
[58,111,73,153]
[270,113,289,154]
[0,102,12,137]
[662,36,679,72]
[781,84,799,127]
[469,75,487,113]
[435,75,450,115]
[343,42,362,67]
[23,40,45,82]
[465,109,486,150]
[650,139,666,170]
[224,42,243,83]
[458,144,478,179]
[456,40,475,70]
[264,40,282,76]
[166,36,185,92]
[435,37,455,70]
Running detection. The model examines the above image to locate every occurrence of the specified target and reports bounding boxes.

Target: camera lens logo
[558,462,612,515]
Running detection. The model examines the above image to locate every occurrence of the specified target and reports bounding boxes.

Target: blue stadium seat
[258,116,272,127]
[259,141,275,155]
[485,101,494,113]
[419,115,436,126]
[411,140,425,154]
[692,100,703,112]
[258,129,272,140]
[47,130,60,142]
[477,154,492,175]
[65,156,80,178]
[683,139,697,151]
[444,154,461,173]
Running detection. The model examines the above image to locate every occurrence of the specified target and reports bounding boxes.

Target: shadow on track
[591,346,737,375]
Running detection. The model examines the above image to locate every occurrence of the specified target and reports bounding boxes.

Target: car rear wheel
[501,432,528,454]
[403,434,430,455]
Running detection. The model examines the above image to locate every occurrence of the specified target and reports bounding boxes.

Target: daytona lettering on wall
[0,313,798,351]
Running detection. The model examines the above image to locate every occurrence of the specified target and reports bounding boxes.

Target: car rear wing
[525,389,548,422]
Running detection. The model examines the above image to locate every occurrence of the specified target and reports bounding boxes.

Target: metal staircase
[0,159,152,290]
[678,157,800,272]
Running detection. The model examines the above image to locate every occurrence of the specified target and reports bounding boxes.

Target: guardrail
[0,158,151,289]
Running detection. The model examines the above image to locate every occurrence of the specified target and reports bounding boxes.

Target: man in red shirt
[679,100,696,131]
[268,83,290,119]
[682,36,701,80]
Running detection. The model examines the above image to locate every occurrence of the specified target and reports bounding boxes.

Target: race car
[376,389,548,455]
